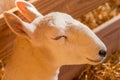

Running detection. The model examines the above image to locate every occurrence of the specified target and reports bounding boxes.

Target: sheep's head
[4,1,107,65]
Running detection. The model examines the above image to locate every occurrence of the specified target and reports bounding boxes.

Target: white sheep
[3,1,107,80]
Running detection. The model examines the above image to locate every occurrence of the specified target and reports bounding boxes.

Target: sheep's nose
[99,50,107,57]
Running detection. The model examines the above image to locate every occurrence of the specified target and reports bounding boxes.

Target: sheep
[3,1,107,80]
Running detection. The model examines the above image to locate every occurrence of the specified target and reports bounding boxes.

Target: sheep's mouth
[87,57,101,63]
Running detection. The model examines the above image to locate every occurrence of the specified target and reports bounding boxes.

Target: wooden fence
[0,0,119,80]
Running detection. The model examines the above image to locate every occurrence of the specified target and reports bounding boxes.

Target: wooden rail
[94,15,120,54]
[32,0,109,18]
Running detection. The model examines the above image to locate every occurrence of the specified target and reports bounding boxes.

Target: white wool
[23,22,36,32]
[53,68,60,80]
[46,12,74,33]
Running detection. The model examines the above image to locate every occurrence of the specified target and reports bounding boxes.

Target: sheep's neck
[3,37,58,80]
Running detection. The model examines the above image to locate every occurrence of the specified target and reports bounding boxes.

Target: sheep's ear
[4,12,31,38]
[16,0,43,22]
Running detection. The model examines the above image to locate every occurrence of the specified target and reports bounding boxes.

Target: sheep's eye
[53,35,67,40]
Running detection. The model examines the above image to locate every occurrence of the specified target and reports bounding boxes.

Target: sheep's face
[4,1,107,65]
[30,12,107,65]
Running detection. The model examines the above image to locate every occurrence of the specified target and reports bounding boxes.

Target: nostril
[99,50,107,57]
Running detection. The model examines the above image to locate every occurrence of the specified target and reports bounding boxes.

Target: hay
[79,0,120,29]
[78,50,120,80]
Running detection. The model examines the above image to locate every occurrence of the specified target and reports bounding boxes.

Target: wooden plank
[0,0,110,19]
[59,65,87,80]
[94,14,120,54]
[32,0,109,18]
[0,0,15,14]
